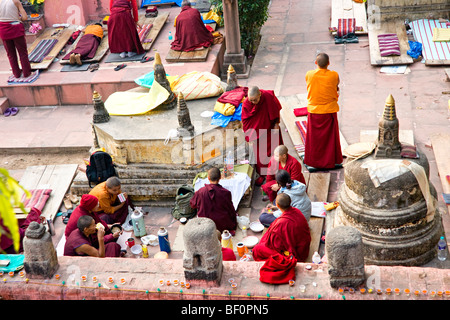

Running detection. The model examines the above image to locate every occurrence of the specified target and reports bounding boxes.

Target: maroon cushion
[21,189,52,212]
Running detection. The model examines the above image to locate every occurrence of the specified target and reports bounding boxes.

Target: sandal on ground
[3,108,11,116]
[114,63,126,71]
[64,194,73,209]
[141,56,154,63]
[10,107,19,116]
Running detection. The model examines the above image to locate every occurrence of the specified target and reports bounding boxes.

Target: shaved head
[248,86,261,105]
[208,167,221,182]
[316,53,329,68]
[276,193,291,210]
[275,145,288,156]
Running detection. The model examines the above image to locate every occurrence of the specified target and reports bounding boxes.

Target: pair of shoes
[114,63,126,71]
[88,63,99,72]
[64,194,73,210]
[141,56,154,63]
[67,193,79,204]
[127,52,137,58]
[119,52,127,58]
[62,209,73,224]
[3,107,19,116]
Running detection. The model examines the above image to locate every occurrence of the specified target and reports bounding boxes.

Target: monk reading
[108,0,144,58]
[261,145,305,202]
[241,86,284,185]
[64,23,104,65]
[304,52,343,170]
[253,193,311,262]
[190,167,237,234]
[64,215,121,257]
[89,176,134,225]
[171,0,213,52]
[64,194,121,247]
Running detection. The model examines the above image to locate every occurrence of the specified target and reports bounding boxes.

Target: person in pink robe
[108,0,144,57]
[171,0,213,52]
[190,167,237,234]
[241,86,284,185]
[261,145,306,202]
[253,193,311,262]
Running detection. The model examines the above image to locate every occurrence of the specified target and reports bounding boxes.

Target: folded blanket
[214,101,235,116]
[28,39,58,63]
[138,24,153,43]
[337,18,355,37]
[217,86,248,106]
[293,107,308,117]
[432,28,450,42]
[378,33,401,56]
[295,120,307,145]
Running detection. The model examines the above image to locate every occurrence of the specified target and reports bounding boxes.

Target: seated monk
[63,23,104,65]
[64,194,121,246]
[261,145,306,202]
[190,167,237,234]
[171,0,214,52]
[253,193,311,262]
[89,176,134,225]
[64,215,121,257]
[259,170,311,227]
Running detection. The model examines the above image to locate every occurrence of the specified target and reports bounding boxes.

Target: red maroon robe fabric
[222,247,237,261]
[0,208,42,253]
[241,90,284,176]
[190,183,237,233]
[171,6,214,52]
[64,229,121,257]
[108,0,144,54]
[261,154,306,202]
[304,112,343,169]
[259,253,297,284]
[63,34,101,60]
[252,206,311,262]
[64,205,115,246]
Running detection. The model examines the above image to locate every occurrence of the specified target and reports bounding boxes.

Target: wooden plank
[60,30,109,65]
[430,133,450,215]
[305,172,330,262]
[331,0,368,35]
[27,27,75,70]
[368,20,413,66]
[138,11,170,51]
[166,47,210,62]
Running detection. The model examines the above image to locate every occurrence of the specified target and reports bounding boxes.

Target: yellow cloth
[104,80,170,116]
[202,11,223,26]
[84,24,104,39]
[305,68,340,114]
[214,101,235,116]
[432,28,450,42]
[170,71,223,101]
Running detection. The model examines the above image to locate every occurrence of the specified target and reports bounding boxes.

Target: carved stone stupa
[153,52,177,110]
[225,64,238,92]
[334,95,443,266]
[92,91,110,124]
[176,92,194,137]
[374,94,402,159]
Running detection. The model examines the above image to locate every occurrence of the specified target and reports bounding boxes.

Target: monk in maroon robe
[253,193,311,262]
[171,0,213,52]
[107,0,144,56]
[261,145,306,202]
[64,215,121,257]
[63,23,104,64]
[241,86,284,184]
[64,194,120,247]
[190,167,237,234]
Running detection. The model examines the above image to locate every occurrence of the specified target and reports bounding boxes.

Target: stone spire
[176,92,194,137]
[153,52,177,110]
[92,91,110,123]
[374,94,402,158]
[225,64,238,92]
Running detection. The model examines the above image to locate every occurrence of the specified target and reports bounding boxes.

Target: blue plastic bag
[407,41,422,59]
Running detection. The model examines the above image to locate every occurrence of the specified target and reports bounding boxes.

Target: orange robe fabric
[252,206,311,262]
[261,154,306,202]
[171,6,213,52]
[241,90,284,176]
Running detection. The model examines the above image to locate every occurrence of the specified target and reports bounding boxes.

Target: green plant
[209,0,271,57]
[0,168,29,253]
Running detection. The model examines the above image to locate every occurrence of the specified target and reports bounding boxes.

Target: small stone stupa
[153,52,177,110]
[176,92,194,137]
[92,91,110,124]
[334,94,443,266]
[225,64,238,92]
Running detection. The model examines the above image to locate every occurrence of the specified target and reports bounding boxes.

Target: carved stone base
[221,49,250,80]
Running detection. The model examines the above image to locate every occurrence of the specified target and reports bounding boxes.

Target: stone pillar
[183,218,223,287]
[326,226,365,289]
[23,221,59,279]
[221,0,249,79]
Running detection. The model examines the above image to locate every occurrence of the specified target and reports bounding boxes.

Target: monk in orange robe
[252,193,311,262]
[241,86,284,185]
[261,145,306,202]
[171,0,213,52]
[304,52,343,170]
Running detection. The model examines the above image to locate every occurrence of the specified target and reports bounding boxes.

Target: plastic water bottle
[168,31,173,41]
[312,251,321,264]
[158,227,171,253]
[438,236,447,261]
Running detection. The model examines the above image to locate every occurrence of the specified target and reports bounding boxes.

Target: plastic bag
[407,41,422,59]
[237,216,250,230]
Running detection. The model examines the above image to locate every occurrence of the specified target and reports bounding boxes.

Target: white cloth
[193,171,251,210]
